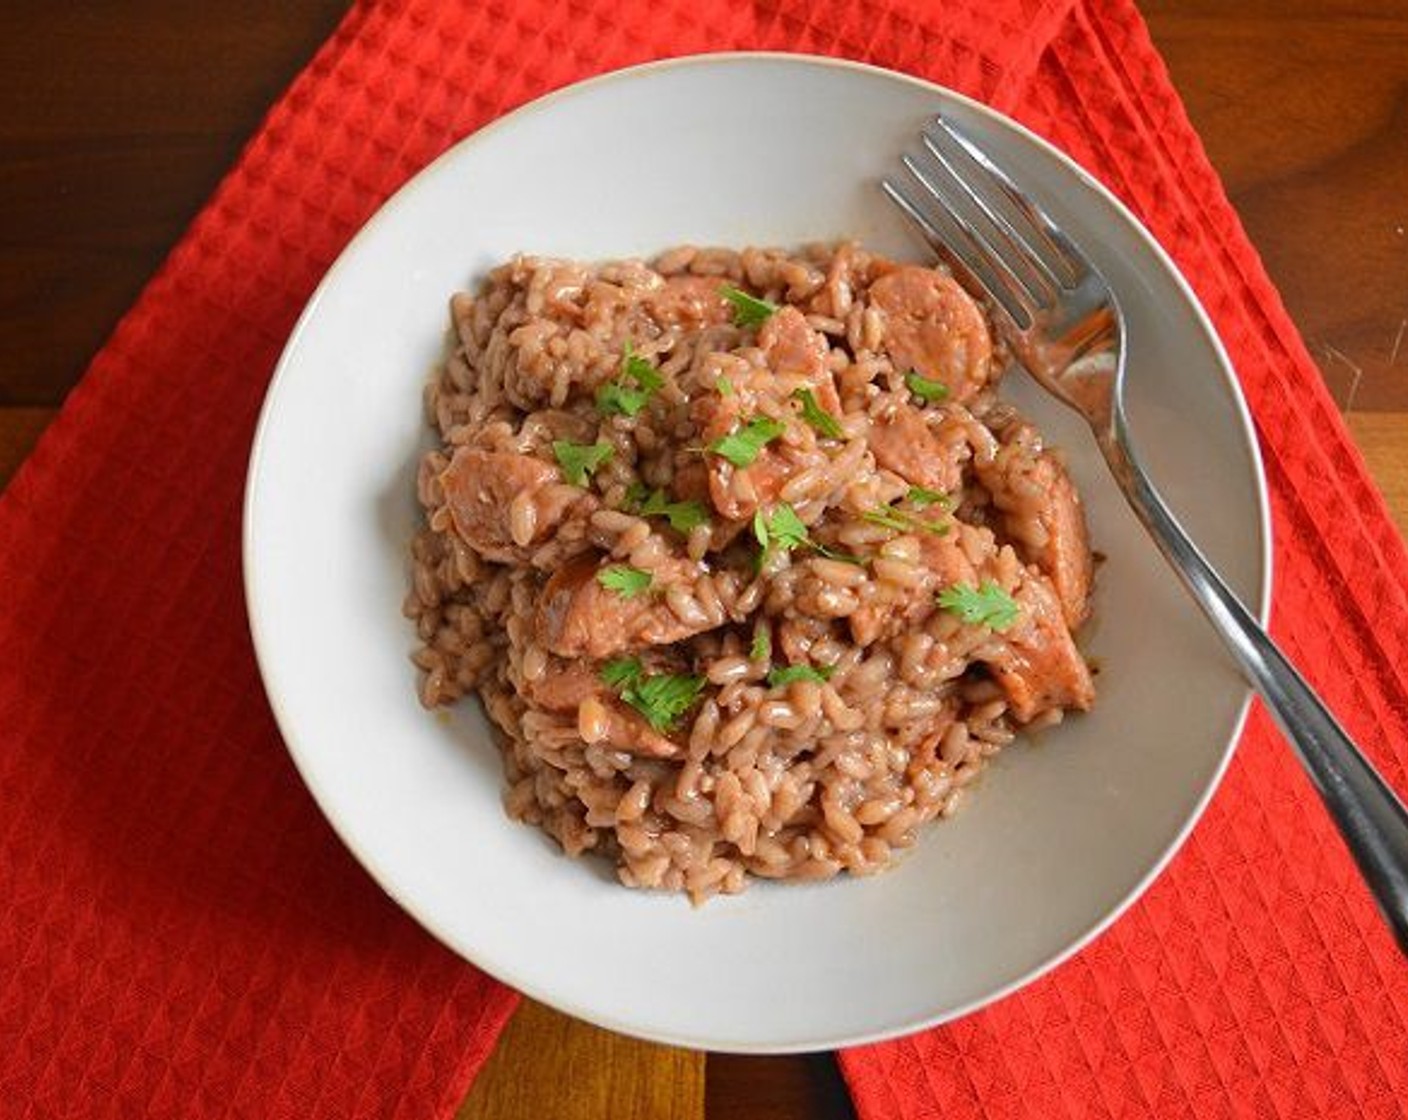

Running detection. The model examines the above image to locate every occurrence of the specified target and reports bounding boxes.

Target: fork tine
[918,126,1063,303]
[881,173,1032,329]
[930,116,1085,287]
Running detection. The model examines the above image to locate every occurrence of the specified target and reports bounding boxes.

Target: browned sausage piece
[439,447,594,565]
[867,408,964,494]
[534,553,721,660]
[870,266,993,403]
[983,573,1095,722]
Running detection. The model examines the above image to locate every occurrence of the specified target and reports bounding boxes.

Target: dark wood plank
[706,1054,858,1120]
[0,406,56,487]
[1142,0,1408,410]
[457,999,704,1120]
[0,1,350,405]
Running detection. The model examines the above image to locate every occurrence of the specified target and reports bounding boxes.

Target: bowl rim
[243,50,1274,1052]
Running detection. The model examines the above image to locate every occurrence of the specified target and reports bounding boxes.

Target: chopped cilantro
[709,415,786,468]
[599,659,705,731]
[905,370,951,403]
[637,488,709,533]
[906,486,949,509]
[553,440,614,486]
[600,658,644,689]
[862,504,949,536]
[719,284,779,328]
[753,503,810,555]
[793,388,844,439]
[596,565,652,598]
[767,664,834,687]
[937,580,1021,630]
[621,341,665,390]
[596,341,664,417]
[754,502,865,567]
[750,627,772,662]
[596,381,650,417]
[716,375,735,397]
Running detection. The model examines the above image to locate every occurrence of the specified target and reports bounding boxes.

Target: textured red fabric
[0,1,1404,1117]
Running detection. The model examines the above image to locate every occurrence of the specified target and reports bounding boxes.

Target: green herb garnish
[596,382,651,417]
[793,388,844,439]
[599,658,706,731]
[596,341,665,417]
[600,658,644,689]
[753,503,810,555]
[709,415,786,468]
[905,371,950,403]
[767,664,834,687]
[862,504,949,536]
[596,565,652,598]
[716,375,735,397]
[937,581,1021,630]
[906,486,949,509]
[719,284,779,328]
[637,488,710,533]
[553,440,614,486]
[750,627,771,662]
[753,503,865,567]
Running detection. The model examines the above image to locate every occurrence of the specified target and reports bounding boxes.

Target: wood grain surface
[1,3,1404,1118]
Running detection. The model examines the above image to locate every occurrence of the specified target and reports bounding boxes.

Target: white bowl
[244,54,1270,1052]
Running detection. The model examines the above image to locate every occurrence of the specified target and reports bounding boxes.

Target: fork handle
[1107,434,1408,957]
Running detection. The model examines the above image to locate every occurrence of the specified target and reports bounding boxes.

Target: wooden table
[2,3,1404,1116]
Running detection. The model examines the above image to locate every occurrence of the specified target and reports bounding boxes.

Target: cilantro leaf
[751,508,769,553]
[750,627,771,662]
[862,504,949,535]
[906,486,949,510]
[905,371,950,403]
[937,580,1021,630]
[815,543,867,566]
[596,341,664,417]
[716,375,735,397]
[596,381,651,417]
[596,565,652,598]
[621,341,665,391]
[600,658,644,689]
[709,416,786,468]
[793,388,844,439]
[600,660,705,731]
[765,504,809,551]
[553,440,613,486]
[753,503,864,567]
[753,503,810,558]
[719,284,779,328]
[767,664,834,687]
[638,488,709,533]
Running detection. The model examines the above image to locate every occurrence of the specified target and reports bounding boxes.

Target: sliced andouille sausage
[760,305,842,415]
[525,663,681,759]
[976,441,1094,629]
[1028,456,1093,629]
[644,275,734,328]
[534,552,720,660]
[439,447,594,564]
[983,572,1095,722]
[866,408,964,494]
[870,266,993,403]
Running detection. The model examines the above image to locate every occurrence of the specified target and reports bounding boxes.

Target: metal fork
[883,116,1408,956]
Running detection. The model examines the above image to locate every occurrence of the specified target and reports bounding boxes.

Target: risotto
[405,242,1096,901]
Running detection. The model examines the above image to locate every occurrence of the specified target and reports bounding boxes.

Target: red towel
[1,1,1404,1117]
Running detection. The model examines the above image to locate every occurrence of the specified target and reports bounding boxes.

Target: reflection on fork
[882,116,1408,957]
